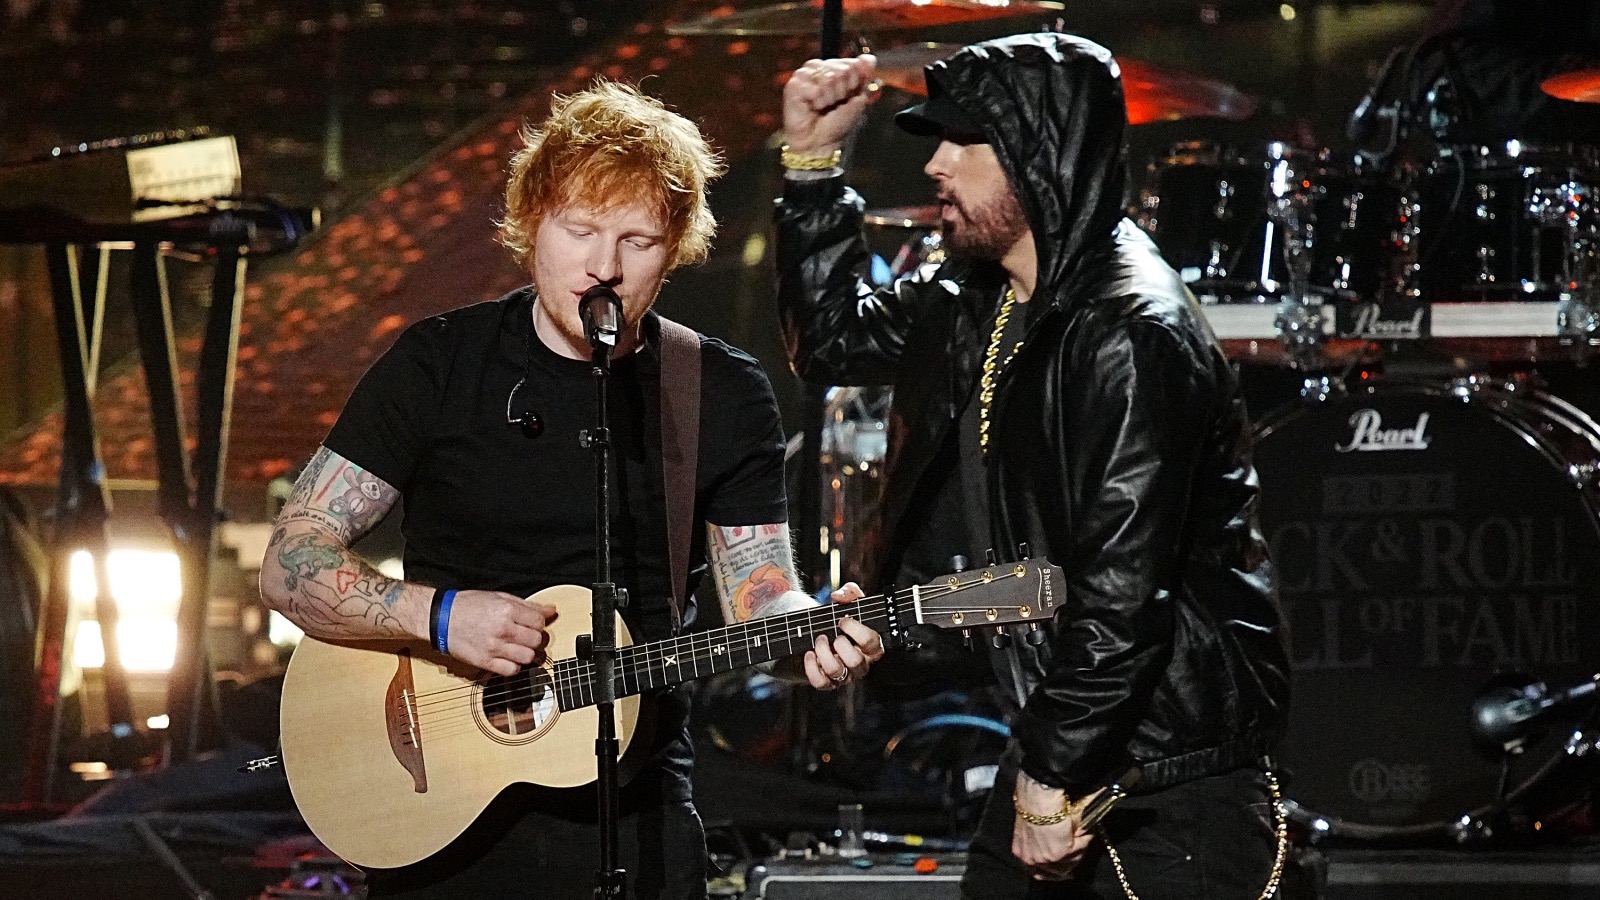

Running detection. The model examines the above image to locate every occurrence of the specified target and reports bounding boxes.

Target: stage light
[68,548,183,672]
[71,620,178,672]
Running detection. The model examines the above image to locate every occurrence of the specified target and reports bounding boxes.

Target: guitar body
[278,585,639,870]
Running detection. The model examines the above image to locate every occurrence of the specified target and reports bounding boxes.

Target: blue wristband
[435,589,456,654]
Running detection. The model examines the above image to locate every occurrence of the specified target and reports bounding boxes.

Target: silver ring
[829,671,849,685]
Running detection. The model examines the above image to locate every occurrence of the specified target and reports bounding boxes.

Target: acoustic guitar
[278,559,1063,869]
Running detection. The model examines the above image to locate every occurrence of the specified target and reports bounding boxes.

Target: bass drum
[1254,377,1600,838]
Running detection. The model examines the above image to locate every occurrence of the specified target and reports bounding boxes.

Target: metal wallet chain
[1101,770,1289,900]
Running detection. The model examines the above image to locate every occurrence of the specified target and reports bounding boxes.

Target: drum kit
[683,0,1600,846]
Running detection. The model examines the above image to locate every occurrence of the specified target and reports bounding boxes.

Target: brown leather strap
[656,316,701,632]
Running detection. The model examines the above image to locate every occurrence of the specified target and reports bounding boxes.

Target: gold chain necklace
[979,288,1024,454]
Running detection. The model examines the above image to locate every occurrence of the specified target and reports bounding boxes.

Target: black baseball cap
[895,91,986,140]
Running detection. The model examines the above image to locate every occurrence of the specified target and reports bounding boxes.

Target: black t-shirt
[324,287,788,642]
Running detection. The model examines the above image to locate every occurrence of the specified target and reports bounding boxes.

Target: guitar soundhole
[476,664,558,744]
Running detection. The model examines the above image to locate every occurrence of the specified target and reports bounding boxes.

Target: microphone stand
[581,301,627,899]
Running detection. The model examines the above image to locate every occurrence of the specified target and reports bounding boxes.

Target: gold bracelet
[780,144,842,171]
[1012,787,1090,827]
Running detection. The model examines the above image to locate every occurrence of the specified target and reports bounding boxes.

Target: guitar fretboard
[549,596,898,711]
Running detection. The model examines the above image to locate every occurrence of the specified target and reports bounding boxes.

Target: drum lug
[1565,729,1600,757]
[1298,374,1342,402]
[1558,295,1600,341]
[1448,814,1493,844]
[1273,300,1327,370]
[1570,461,1600,492]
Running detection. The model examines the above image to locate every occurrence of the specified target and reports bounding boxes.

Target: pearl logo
[1335,409,1432,453]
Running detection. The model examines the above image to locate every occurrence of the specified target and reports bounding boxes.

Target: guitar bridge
[386,649,428,793]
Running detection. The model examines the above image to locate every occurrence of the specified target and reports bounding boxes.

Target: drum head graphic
[1254,379,1600,837]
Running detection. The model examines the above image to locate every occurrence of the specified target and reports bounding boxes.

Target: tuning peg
[1025,624,1048,647]
[985,548,998,566]
[990,629,1012,650]
[949,554,969,573]
[1017,542,1031,559]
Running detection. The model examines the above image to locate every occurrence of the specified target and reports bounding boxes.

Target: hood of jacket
[921,33,1131,307]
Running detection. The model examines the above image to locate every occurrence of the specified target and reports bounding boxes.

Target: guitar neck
[550,596,900,711]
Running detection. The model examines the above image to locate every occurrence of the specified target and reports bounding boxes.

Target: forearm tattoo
[265,446,408,638]
[708,523,802,622]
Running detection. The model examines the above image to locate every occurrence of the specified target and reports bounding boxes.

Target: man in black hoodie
[775,34,1293,898]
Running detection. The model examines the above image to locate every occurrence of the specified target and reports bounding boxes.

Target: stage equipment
[0,131,315,804]
[1135,140,1600,366]
[1252,375,1600,839]
[1408,143,1600,306]
[1136,141,1397,367]
[1471,672,1600,755]
[747,854,965,899]
[668,0,1063,36]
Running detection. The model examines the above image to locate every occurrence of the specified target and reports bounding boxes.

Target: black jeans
[963,761,1290,900]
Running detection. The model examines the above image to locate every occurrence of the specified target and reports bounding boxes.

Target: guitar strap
[656,315,701,634]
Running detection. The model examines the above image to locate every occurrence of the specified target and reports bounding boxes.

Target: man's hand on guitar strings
[439,590,558,676]
[803,582,885,691]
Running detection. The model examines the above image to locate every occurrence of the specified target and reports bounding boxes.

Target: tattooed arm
[706,522,883,690]
[259,446,555,676]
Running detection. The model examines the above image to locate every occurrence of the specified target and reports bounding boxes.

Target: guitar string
[399,595,907,736]
[401,590,905,711]
[392,574,1047,735]
[398,574,1041,726]
[403,593,898,713]
[393,582,1051,745]
[395,603,898,744]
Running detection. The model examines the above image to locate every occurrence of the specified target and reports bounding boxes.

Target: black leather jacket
[775,34,1290,794]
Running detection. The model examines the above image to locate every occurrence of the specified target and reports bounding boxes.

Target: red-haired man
[262,81,881,899]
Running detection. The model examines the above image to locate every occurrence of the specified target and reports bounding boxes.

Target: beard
[943,188,1028,260]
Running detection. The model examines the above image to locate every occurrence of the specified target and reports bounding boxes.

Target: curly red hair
[500,80,724,270]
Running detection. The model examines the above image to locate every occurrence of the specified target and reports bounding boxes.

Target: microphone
[1470,673,1600,755]
[579,284,622,353]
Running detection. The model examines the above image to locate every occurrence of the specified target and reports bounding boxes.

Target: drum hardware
[1448,815,1493,844]
[1299,375,1344,403]
[1385,182,1423,302]
[1471,672,1600,756]
[1566,729,1600,757]
[1413,142,1600,305]
[1264,142,1333,369]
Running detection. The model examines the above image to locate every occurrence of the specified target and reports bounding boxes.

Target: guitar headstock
[908,557,1065,649]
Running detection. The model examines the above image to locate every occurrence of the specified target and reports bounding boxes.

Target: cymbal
[862,204,938,228]
[874,42,1258,124]
[668,0,1065,37]
[1119,59,1258,124]
[1542,68,1600,103]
